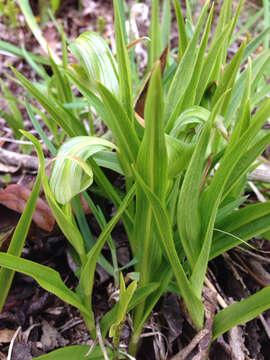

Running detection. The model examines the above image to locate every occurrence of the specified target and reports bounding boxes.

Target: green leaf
[215,196,248,224]
[161,0,171,49]
[243,26,270,61]
[0,253,89,316]
[165,0,210,131]
[211,40,246,117]
[93,151,124,175]
[0,79,24,139]
[210,0,232,50]
[201,98,270,234]
[21,46,49,80]
[231,8,264,45]
[132,62,168,334]
[211,201,270,259]
[49,53,73,105]
[11,66,86,137]
[149,0,162,67]
[113,0,133,118]
[263,0,270,50]
[109,274,137,339]
[223,132,270,199]
[173,0,188,60]
[33,345,112,360]
[177,120,211,268]
[18,0,59,63]
[136,62,168,200]
[229,58,252,146]
[194,22,231,105]
[187,91,232,297]
[0,40,50,65]
[0,143,42,311]
[213,287,270,340]
[226,51,270,123]
[181,3,214,110]
[78,185,136,334]
[26,101,57,155]
[166,135,195,178]
[100,282,160,338]
[170,106,211,138]
[132,166,204,329]
[97,83,140,170]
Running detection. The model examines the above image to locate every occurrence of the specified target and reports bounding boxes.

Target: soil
[0,1,270,359]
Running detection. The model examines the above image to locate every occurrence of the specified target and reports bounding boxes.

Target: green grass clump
[1,0,270,358]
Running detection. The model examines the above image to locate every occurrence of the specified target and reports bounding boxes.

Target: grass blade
[0,253,89,316]
[11,66,87,137]
[0,40,50,65]
[78,184,136,335]
[213,287,270,339]
[165,0,210,131]
[177,120,211,268]
[211,201,270,259]
[18,0,59,63]
[148,0,162,67]
[133,167,204,329]
[0,144,42,311]
[113,0,133,118]
[173,0,188,60]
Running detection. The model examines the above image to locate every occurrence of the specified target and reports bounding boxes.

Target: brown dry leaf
[40,320,68,352]
[0,184,55,232]
[134,45,168,121]
[0,162,20,173]
[0,328,16,343]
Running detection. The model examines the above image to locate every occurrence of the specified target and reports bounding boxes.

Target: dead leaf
[134,45,168,121]
[0,162,20,173]
[0,184,55,232]
[163,293,184,343]
[10,343,32,360]
[0,328,16,343]
[40,320,68,352]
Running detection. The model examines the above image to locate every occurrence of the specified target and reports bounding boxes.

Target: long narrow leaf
[132,167,204,329]
[165,0,210,131]
[173,0,188,60]
[113,0,133,118]
[0,253,89,316]
[78,185,136,334]
[177,121,211,268]
[18,0,59,63]
[0,146,42,311]
[11,66,86,137]
[213,287,270,339]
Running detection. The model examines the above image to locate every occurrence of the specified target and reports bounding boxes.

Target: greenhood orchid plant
[1,0,270,358]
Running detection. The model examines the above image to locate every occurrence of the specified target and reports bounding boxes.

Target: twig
[170,329,209,360]
[58,318,84,333]
[7,326,21,360]
[0,148,40,171]
[96,321,110,360]
[259,314,270,340]
[234,247,270,264]
[85,339,98,357]
[0,137,36,145]
[247,163,270,183]
[204,277,227,309]
[248,181,266,202]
